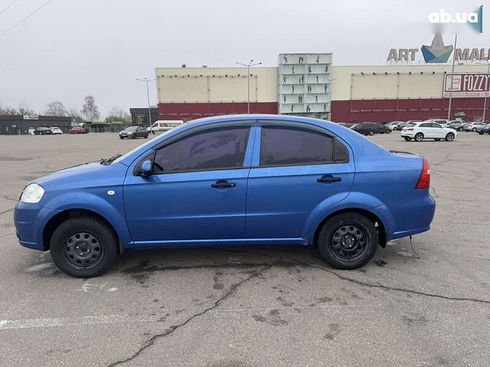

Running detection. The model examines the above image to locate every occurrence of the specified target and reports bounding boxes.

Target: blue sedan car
[14,115,435,277]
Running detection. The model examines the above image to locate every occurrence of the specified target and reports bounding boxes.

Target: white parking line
[0,315,150,330]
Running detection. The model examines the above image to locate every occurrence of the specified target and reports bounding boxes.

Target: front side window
[153,127,250,173]
[260,126,334,166]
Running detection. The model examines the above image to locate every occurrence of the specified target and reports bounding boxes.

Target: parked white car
[386,121,403,130]
[147,120,184,133]
[50,127,63,135]
[401,121,457,142]
[463,122,486,132]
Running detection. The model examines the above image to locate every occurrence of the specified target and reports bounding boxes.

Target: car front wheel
[317,213,378,270]
[414,133,424,142]
[49,217,118,278]
[445,132,455,142]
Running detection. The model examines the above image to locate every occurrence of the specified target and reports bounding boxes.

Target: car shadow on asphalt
[22,239,420,278]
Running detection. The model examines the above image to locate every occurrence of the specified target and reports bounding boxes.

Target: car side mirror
[140,159,153,176]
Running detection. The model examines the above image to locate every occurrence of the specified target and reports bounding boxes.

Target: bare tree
[67,107,83,123]
[17,102,35,116]
[105,106,131,124]
[0,104,18,115]
[45,101,68,116]
[81,95,100,122]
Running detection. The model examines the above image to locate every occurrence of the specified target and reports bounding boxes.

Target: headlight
[20,183,45,203]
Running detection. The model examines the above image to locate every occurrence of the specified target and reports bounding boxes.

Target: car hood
[34,162,128,191]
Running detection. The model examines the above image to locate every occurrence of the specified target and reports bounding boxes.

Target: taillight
[416,158,430,189]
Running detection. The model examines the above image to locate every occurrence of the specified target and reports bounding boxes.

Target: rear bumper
[381,194,436,241]
[400,132,414,137]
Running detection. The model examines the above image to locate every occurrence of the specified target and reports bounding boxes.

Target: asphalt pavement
[0,131,489,367]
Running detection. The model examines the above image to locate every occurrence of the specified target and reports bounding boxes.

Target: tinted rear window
[260,126,334,166]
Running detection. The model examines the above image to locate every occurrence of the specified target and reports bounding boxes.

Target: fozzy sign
[443,73,490,98]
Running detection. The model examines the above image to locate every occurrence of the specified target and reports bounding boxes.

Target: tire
[119,136,124,139]
[445,132,455,142]
[414,133,424,142]
[403,137,411,141]
[435,138,441,141]
[472,128,477,132]
[49,217,118,278]
[317,213,378,270]
[368,130,374,136]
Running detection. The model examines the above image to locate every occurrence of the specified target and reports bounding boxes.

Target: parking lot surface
[0,132,489,367]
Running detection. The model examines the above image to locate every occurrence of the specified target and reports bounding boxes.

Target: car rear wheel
[50,217,118,278]
[414,133,424,142]
[472,128,477,132]
[317,213,378,270]
[368,130,374,136]
[403,137,411,141]
[445,132,455,142]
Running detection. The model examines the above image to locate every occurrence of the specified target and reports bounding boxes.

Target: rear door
[418,122,434,138]
[246,123,355,240]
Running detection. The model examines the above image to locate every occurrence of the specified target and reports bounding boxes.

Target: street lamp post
[236,59,262,113]
[136,77,155,129]
[447,34,458,120]
[482,61,490,122]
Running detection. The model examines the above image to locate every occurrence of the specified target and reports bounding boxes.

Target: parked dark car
[34,126,52,135]
[69,127,87,134]
[119,126,149,139]
[478,125,490,135]
[448,121,466,131]
[352,122,390,135]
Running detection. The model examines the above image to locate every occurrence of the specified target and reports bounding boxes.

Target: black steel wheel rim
[63,232,103,268]
[329,225,369,261]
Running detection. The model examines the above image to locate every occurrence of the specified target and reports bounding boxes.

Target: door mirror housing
[140,159,153,176]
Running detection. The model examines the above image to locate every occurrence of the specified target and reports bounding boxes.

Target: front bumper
[14,202,60,251]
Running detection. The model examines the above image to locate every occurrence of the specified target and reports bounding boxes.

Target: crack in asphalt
[296,260,490,305]
[0,194,17,202]
[107,260,277,366]
[432,152,454,166]
[430,186,439,199]
[0,207,14,216]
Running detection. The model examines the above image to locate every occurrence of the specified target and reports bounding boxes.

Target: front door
[246,124,355,240]
[124,125,253,245]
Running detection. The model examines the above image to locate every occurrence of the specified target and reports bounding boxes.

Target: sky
[0,0,488,116]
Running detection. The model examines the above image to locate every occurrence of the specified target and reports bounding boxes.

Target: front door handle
[211,180,236,189]
[317,175,342,183]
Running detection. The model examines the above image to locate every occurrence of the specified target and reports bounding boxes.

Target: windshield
[125,126,138,132]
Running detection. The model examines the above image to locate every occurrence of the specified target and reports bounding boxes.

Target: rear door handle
[211,180,236,189]
[317,175,342,183]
